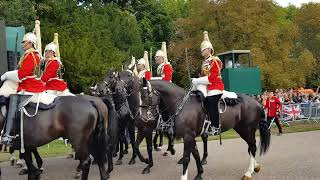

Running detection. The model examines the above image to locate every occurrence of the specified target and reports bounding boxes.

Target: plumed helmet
[155,50,166,58]
[137,58,146,65]
[22,32,37,44]
[44,42,57,53]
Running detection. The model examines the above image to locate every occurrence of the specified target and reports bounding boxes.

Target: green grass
[0,121,319,162]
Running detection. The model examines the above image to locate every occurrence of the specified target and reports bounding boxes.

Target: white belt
[20,75,40,81]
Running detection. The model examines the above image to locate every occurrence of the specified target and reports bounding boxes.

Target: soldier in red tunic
[0,32,45,144]
[41,42,72,96]
[265,92,283,135]
[137,58,151,80]
[191,31,224,135]
[151,50,173,81]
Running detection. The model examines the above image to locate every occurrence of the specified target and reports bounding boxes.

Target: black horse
[139,79,271,180]
[0,81,117,180]
[96,70,137,166]
[114,70,177,174]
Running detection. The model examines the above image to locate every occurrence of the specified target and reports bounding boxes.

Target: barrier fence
[278,102,320,126]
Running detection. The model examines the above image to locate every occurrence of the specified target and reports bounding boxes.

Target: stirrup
[206,125,220,136]
[1,134,18,145]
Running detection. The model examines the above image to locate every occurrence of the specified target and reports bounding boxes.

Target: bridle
[139,82,161,123]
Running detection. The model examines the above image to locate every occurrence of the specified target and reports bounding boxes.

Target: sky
[274,0,320,7]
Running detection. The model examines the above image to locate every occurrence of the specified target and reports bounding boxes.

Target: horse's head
[138,78,160,122]
[94,70,119,97]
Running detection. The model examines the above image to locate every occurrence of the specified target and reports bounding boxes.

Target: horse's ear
[142,77,147,87]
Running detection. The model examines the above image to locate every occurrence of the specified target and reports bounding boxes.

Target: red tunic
[201,56,224,91]
[41,57,67,91]
[265,96,282,118]
[17,49,45,93]
[157,63,173,81]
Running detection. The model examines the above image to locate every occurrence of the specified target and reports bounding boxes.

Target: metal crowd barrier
[279,102,320,125]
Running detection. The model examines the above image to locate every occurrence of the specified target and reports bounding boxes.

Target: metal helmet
[137,58,146,65]
[155,50,166,58]
[200,40,213,51]
[44,42,57,53]
[22,32,37,44]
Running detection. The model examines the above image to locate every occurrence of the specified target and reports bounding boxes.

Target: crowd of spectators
[255,88,320,105]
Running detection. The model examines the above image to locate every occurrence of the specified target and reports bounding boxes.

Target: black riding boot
[205,94,222,135]
[1,94,20,145]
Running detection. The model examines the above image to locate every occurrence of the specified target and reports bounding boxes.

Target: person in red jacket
[151,50,173,82]
[0,32,45,145]
[41,42,71,96]
[191,36,224,135]
[265,92,283,135]
[137,58,151,80]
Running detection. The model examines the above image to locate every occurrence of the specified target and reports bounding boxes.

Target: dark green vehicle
[218,50,262,95]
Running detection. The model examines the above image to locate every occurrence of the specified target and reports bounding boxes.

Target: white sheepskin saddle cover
[0,80,56,105]
[221,90,237,99]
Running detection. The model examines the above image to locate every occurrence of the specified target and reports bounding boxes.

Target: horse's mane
[150,80,185,97]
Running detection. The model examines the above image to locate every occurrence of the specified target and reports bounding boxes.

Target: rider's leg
[206,94,222,129]
[1,94,19,145]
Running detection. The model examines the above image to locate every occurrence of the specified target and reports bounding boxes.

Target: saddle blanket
[0,80,74,105]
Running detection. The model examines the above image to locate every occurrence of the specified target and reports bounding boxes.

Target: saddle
[191,90,240,112]
[0,95,58,111]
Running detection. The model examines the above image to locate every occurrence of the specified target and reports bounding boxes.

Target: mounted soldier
[0,31,45,145]
[137,51,151,80]
[41,41,73,96]
[151,42,173,81]
[191,31,225,135]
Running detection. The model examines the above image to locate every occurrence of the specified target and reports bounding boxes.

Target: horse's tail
[90,101,108,163]
[258,107,271,156]
[100,96,118,152]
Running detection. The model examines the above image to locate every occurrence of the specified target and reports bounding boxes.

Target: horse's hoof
[142,167,150,174]
[170,148,176,155]
[162,152,168,156]
[74,171,81,179]
[10,159,16,166]
[194,174,203,180]
[19,168,28,175]
[177,158,183,164]
[38,168,44,173]
[201,160,207,165]
[123,150,128,155]
[254,165,261,173]
[242,175,252,180]
[16,160,24,168]
[66,153,74,159]
[155,147,162,151]
[115,160,122,165]
[113,153,118,157]
[128,159,136,165]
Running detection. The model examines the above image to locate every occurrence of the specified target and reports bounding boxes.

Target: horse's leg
[142,129,154,174]
[181,135,193,180]
[32,148,43,171]
[80,156,91,180]
[159,130,164,147]
[153,130,159,150]
[106,146,114,178]
[134,129,148,164]
[95,154,108,180]
[128,121,137,165]
[24,150,40,180]
[236,127,259,180]
[124,129,129,154]
[164,132,175,156]
[115,129,124,165]
[201,134,208,165]
[192,143,203,180]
